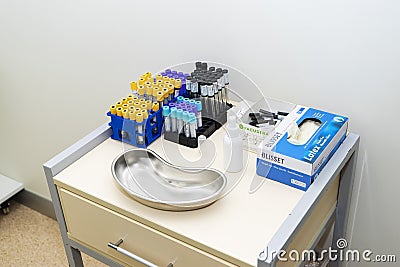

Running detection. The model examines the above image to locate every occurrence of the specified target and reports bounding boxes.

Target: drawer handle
[108,239,174,267]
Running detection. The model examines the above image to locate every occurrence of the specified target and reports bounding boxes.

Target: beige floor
[0,201,107,267]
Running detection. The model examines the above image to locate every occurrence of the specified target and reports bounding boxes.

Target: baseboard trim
[14,189,56,220]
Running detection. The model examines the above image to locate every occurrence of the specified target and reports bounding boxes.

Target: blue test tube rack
[107,110,164,148]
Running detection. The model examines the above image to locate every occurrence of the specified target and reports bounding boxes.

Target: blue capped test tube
[188,113,197,138]
[170,107,177,133]
[177,96,184,104]
[183,111,190,137]
[195,101,203,128]
[176,109,183,134]
[162,106,171,132]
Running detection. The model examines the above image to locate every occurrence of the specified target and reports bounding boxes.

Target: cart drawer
[58,188,236,267]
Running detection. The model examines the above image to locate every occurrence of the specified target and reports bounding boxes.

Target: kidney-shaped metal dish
[111,148,227,211]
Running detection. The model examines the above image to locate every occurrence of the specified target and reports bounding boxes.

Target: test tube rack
[107,109,163,148]
[163,102,232,148]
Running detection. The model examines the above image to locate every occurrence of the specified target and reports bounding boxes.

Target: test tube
[121,98,128,104]
[206,78,215,117]
[140,103,147,112]
[168,84,174,101]
[110,105,117,115]
[170,107,177,132]
[135,113,145,145]
[116,101,123,108]
[138,77,146,85]
[182,111,190,137]
[156,74,163,82]
[176,109,183,134]
[212,77,219,114]
[222,69,229,103]
[116,107,123,117]
[174,79,182,98]
[138,85,145,99]
[191,78,199,99]
[162,88,169,105]
[122,109,129,119]
[189,113,197,138]
[162,106,171,132]
[200,80,208,115]
[145,86,153,101]
[122,102,129,109]
[151,87,158,102]
[185,76,192,98]
[195,101,203,127]
[129,110,136,121]
[216,72,224,103]
[130,81,138,96]
[177,96,184,104]
[156,91,164,108]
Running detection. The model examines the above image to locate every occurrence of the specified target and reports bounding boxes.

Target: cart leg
[65,244,84,267]
[0,202,10,215]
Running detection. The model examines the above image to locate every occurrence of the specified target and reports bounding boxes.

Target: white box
[256,105,348,191]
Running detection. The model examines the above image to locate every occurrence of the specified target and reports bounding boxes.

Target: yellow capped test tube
[169,78,176,86]
[174,79,182,98]
[144,72,152,79]
[129,110,136,121]
[168,84,174,100]
[141,109,148,120]
[122,104,129,110]
[132,96,139,102]
[146,86,153,101]
[122,109,129,119]
[139,98,146,103]
[130,81,138,95]
[138,85,145,98]
[135,107,141,113]
[121,98,128,104]
[140,103,147,110]
[162,76,169,82]
[136,113,143,123]
[156,91,164,108]
[116,101,123,108]
[157,80,163,86]
[152,87,159,102]
[127,94,133,100]
[145,100,152,111]
[135,113,145,145]
[138,77,146,85]
[116,107,123,117]
[127,100,134,106]
[156,74,163,82]
[145,81,152,88]
[110,105,117,115]
[134,101,141,108]
[152,102,160,134]
[175,79,182,88]
[152,102,159,112]
[128,106,135,112]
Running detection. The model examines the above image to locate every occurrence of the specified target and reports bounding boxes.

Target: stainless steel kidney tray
[111,148,227,211]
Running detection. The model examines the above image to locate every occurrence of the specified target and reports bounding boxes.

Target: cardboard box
[256,105,348,191]
[229,98,296,153]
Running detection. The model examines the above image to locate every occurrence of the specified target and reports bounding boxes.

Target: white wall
[1,0,399,265]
